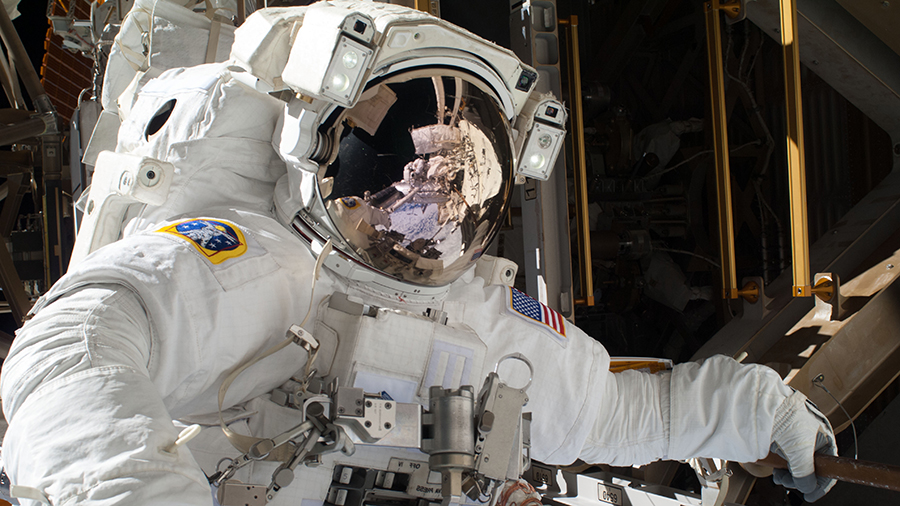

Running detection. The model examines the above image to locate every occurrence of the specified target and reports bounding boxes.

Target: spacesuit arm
[0,284,212,505]
[580,356,835,500]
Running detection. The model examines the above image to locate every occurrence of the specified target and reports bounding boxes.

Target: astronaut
[0,2,835,506]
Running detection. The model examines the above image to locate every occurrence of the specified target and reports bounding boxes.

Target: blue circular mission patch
[175,220,241,251]
[340,197,359,209]
[157,219,248,264]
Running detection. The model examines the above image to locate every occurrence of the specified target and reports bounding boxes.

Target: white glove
[770,390,837,502]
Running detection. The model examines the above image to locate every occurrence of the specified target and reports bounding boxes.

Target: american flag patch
[508,287,567,341]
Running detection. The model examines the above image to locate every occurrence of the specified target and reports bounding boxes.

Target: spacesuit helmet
[313,70,513,287]
[249,1,567,294]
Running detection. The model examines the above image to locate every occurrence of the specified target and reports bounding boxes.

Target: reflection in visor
[322,73,513,286]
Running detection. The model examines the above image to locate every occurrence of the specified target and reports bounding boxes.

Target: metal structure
[705,0,817,301]
[698,0,900,351]
[531,467,707,506]
[0,0,97,347]
[692,0,900,501]
[559,15,593,307]
[534,0,900,502]
[0,5,66,330]
[778,0,811,298]
[704,0,739,299]
[507,0,575,317]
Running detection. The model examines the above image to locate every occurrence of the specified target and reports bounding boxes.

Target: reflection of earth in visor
[322,72,513,286]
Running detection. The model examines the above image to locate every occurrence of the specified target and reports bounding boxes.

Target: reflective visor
[320,70,514,286]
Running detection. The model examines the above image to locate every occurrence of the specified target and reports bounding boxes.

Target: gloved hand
[770,389,837,502]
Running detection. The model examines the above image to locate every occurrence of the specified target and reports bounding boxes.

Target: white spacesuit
[0,2,835,505]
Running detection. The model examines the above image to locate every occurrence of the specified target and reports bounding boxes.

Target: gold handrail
[779,0,811,297]
[704,0,739,299]
[560,16,594,306]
